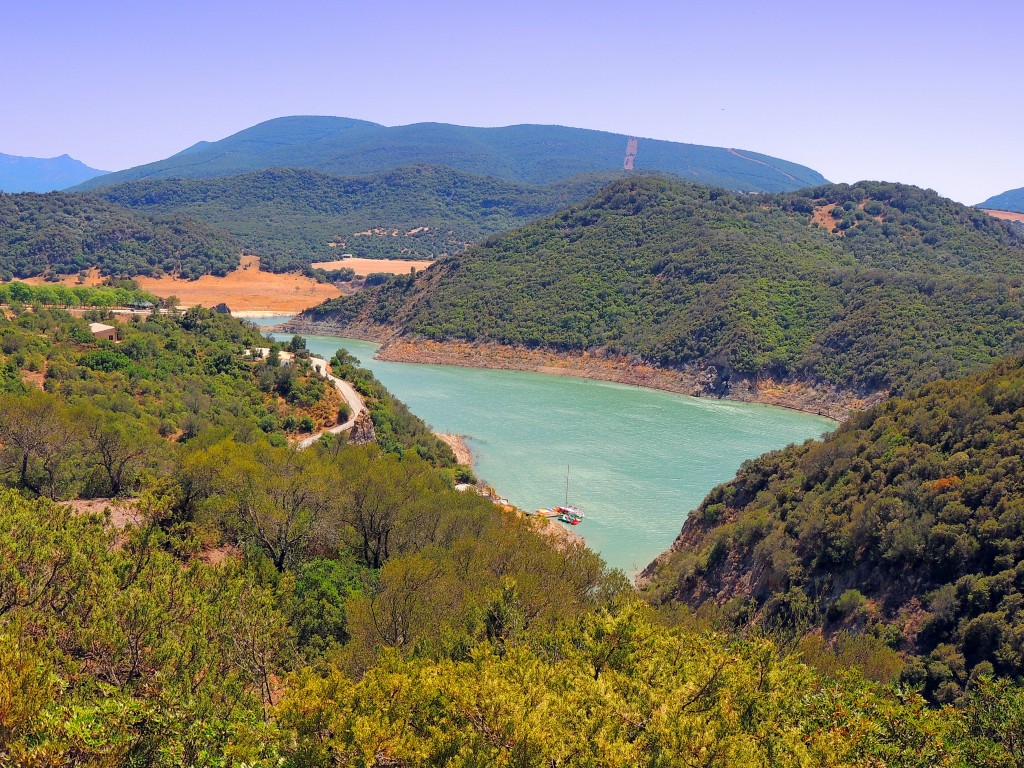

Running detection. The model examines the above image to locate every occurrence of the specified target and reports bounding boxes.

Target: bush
[829,589,867,621]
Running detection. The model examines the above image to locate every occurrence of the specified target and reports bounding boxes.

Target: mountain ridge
[93,165,625,270]
[979,186,1024,213]
[0,152,108,192]
[70,115,828,193]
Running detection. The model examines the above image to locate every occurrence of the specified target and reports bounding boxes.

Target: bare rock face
[349,410,376,445]
[211,302,231,314]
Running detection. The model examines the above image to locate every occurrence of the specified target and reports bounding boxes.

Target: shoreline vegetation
[277,318,871,420]
[436,433,473,466]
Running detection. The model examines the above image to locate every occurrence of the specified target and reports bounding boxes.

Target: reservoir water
[258,320,834,574]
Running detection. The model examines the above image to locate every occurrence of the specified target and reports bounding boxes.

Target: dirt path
[728,148,799,183]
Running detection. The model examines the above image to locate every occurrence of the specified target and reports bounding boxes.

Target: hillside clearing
[311,257,434,275]
[136,256,341,312]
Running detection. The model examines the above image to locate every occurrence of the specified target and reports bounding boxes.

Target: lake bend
[258,320,835,575]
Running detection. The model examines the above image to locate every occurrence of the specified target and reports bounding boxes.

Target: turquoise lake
[257,319,835,575]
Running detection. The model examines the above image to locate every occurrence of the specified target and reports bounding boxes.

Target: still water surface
[258,319,834,574]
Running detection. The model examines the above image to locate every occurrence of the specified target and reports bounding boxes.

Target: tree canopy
[301,177,1024,394]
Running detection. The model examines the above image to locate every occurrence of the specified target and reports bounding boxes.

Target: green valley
[1,307,1022,765]
[94,165,620,270]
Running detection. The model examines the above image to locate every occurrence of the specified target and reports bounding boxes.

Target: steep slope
[295,176,1024,396]
[94,165,619,271]
[641,354,1024,702]
[0,152,108,192]
[71,115,828,193]
[979,186,1024,214]
[0,192,240,279]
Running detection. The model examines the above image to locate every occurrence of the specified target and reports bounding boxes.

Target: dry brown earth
[810,204,839,230]
[984,209,1024,223]
[136,256,342,312]
[311,257,434,275]
[437,433,473,466]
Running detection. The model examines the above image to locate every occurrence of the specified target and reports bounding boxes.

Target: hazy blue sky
[4,0,1021,204]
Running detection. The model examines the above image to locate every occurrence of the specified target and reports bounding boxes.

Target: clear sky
[4,0,1021,204]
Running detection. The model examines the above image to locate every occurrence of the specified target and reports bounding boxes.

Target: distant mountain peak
[978,185,1024,214]
[0,152,108,192]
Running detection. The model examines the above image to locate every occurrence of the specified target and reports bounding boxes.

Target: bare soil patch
[437,433,473,466]
[21,369,46,389]
[984,209,1024,223]
[810,205,839,231]
[136,256,341,313]
[66,498,142,529]
[311,257,434,276]
[197,544,242,566]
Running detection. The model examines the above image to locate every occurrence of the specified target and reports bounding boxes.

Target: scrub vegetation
[304,176,1024,395]
[1,307,1024,765]
[0,191,240,280]
[643,353,1024,706]
[96,166,619,270]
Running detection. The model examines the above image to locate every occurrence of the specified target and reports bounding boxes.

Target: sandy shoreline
[276,319,878,421]
[378,339,880,421]
[374,340,877,421]
[437,433,473,466]
[232,310,295,319]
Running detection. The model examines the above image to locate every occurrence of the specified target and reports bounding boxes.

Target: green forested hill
[70,115,828,193]
[95,165,618,271]
[2,306,1024,762]
[642,354,1024,704]
[301,176,1024,394]
[979,186,1024,213]
[0,191,240,279]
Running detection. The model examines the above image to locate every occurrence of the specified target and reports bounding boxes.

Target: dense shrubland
[3,481,1024,765]
[96,166,619,270]
[0,191,240,279]
[0,279,160,308]
[3,307,1024,764]
[642,353,1024,705]
[305,177,1024,394]
[0,308,348,499]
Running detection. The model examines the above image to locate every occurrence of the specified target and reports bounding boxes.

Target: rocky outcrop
[348,409,376,445]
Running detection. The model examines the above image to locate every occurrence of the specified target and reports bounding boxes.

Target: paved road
[297,356,365,449]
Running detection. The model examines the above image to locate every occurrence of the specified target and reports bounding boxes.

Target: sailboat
[553,464,584,525]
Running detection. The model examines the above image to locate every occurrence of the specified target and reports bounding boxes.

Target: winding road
[297,355,366,449]
[252,348,365,449]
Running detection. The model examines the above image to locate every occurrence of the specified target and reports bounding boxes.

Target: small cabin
[88,322,117,341]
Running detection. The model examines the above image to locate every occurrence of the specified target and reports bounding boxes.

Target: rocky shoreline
[277,319,883,421]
